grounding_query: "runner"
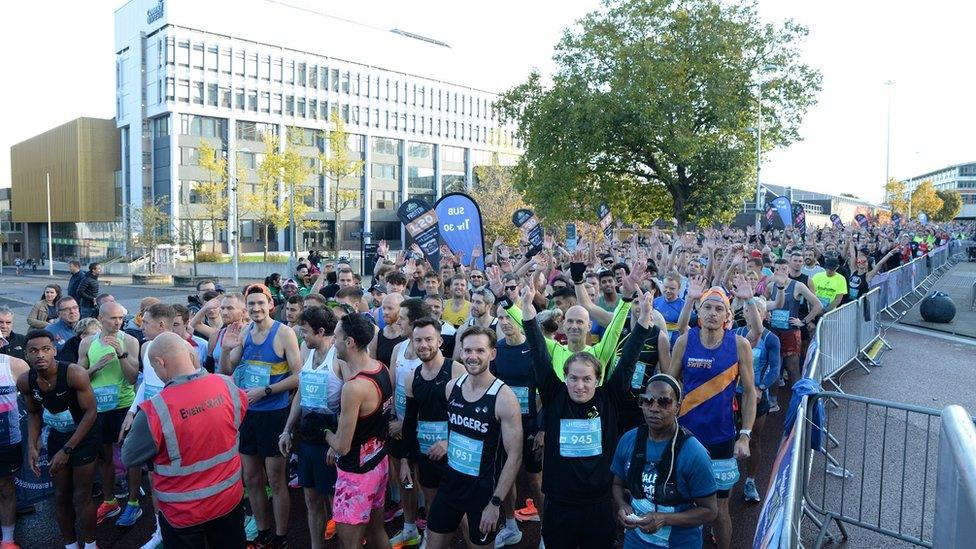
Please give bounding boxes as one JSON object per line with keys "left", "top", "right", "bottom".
{"left": 611, "top": 374, "right": 718, "bottom": 547}
{"left": 811, "top": 256, "right": 848, "bottom": 313}
{"left": 422, "top": 294, "right": 457, "bottom": 359}
{"left": 489, "top": 302, "right": 544, "bottom": 545}
{"left": 326, "top": 313, "right": 393, "bottom": 548}
{"left": 424, "top": 325, "right": 522, "bottom": 549}
{"left": 48, "top": 297, "right": 81, "bottom": 355}
{"left": 452, "top": 289, "right": 497, "bottom": 361}
{"left": 653, "top": 273, "right": 685, "bottom": 347}
{"left": 767, "top": 260, "right": 821, "bottom": 389}
{"left": 207, "top": 293, "right": 246, "bottom": 374}
{"left": 279, "top": 307, "right": 344, "bottom": 549}
{"left": 734, "top": 295, "right": 781, "bottom": 504}
{"left": 19, "top": 329, "right": 99, "bottom": 549}
{"left": 76, "top": 302, "right": 140, "bottom": 525}
{"left": 669, "top": 276, "right": 756, "bottom": 549}
{"left": 616, "top": 295, "right": 673, "bottom": 437}
{"left": 220, "top": 284, "right": 303, "bottom": 549}
{"left": 398, "top": 317, "right": 464, "bottom": 548}
{"left": 519, "top": 277, "right": 652, "bottom": 548}
{"left": 0, "top": 350, "right": 28, "bottom": 548}
{"left": 0, "top": 307, "right": 25, "bottom": 361}
{"left": 442, "top": 276, "right": 471, "bottom": 328}
{"left": 369, "top": 293, "right": 405, "bottom": 368}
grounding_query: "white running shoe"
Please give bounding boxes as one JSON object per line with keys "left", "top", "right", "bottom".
{"left": 494, "top": 525, "right": 523, "bottom": 548}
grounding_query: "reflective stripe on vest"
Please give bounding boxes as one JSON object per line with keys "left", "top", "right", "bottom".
{"left": 154, "top": 470, "right": 242, "bottom": 503}
{"left": 148, "top": 375, "right": 242, "bottom": 477}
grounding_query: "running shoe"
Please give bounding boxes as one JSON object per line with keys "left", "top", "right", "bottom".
{"left": 415, "top": 518, "right": 427, "bottom": 531}
{"left": 96, "top": 500, "right": 121, "bottom": 524}
{"left": 514, "top": 498, "right": 540, "bottom": 522}
{"left": 116, "top": 503, "right": 143, "bottom": 527}
{"left": 390, "top": 528, "right": 422, "bottom": 548}
{"left": 324, "top": 518, "right": 336, "bottom": 540}
{"left": 384, "top": 502, "right": 403, "bottom": 523}
{"left": 493, "top": 525, "right": 523, "bottom": 548}
{"left": 139, "top": 529, "right": 163, "bottom": 549}
{"left": 743, "top": 478, "right": 761, "bottom": 503}
{"left": 1, "top": 541, "right": 21, "bottom": 549}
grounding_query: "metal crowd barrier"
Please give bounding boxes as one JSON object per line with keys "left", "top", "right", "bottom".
{"left": 933, "top": 405, "right": 976, "bottom": 548}
{"left": 755, "top": 241, "right": 966, "bottom": 549}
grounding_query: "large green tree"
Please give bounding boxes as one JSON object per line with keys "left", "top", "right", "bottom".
{"left": 497, "top": 0, "right": 821, "bottom": 228}
{"left": 934, "top": 189, "right": 962, "bottom": 221}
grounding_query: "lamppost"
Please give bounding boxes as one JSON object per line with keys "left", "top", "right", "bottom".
{"left": 752, "top": 64, "right": 776, "bottom": 234}
{"left": 884, "top": 80, "right": 895, "bottom": 188}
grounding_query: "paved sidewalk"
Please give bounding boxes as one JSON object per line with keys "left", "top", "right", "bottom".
{"left": 900, "top": 261, "right": 976, "bottom": 339}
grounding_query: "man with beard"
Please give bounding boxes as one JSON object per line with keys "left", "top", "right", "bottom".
{"left": 766, "top": 260, "right": 821, "bottom": 389}
{"left": 596, "top": 270, "right": 619, "bottom": 312}
{"left": 397, "top": 318, "right": 464, "bottom": 548}
{"left": 424, "top": 325, "right": 522, "bottom": 549}
{"left": 452, "top": 289, "right": 497, "bottom": 361}
{"left": 368, "top": 293, "right": 405, "bottom": 369}
{"left": 207, "top": 293, "right": 246, "bottom": 374}
{"left": 423, "top": 294, "right": 457, "bottom": 359}
{"left": 442, "top": 276, "right": 471, "bottom": 328}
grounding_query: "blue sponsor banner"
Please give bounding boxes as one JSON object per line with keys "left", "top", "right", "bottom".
{"left": 397, "top": 198, "right": 441, "bottom": 269}
{"left": 597, "top": 202, "right": 613, "bottom": 240}
{"left": 829, "top": 213, "right": 843, "bottom": 229}
{"left": 512, "top": 209, "right": 544, "bottom": 258}
{"left": 771, "top": 197, "right": 793, "bottom": 228}
{"left": 854, "top": 213, "right": 868, "bottom": 228}
{"left": 435, "top": 193, "right": 485, "bottom": 270}
{"left": 791, "top": 203, "right": 806, "bottom": 235}
{"left": 566, "top": 223, "right": 578, "bottom": 251}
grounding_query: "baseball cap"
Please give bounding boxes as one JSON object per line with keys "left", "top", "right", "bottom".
{"left": 824, "top": 257, "right": 840, "bottom": 270}
{"left": 750, "top": 249, "right": 763, "bottom": 259}
{"left": 214, "top": 283, "right": 226, "bottom": 293}
{"left": 552, "top": 287, "right": 575, "bottom": 299}
{"left": 368, "top": 283, "right": 388, "bottom": 294}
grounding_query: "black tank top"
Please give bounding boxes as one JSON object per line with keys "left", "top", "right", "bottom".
{"left": 337, "top": 361, "right": 393, "bottom": 474}
{"left": 376, "top": 331, "right": 406, "bottom": 369}
{"left": 28, "top": 362, "right": 85, "bottom": 425}
{"left": 440, "top": 374, "right": 505, "bottom": 503}
{"left": 618, "top": 325, "right": 662, "bottom": 434}
{"left": 413, "top": 358, "right": 452, "bottom": 422}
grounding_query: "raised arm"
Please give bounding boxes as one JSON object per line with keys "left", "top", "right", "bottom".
{"left": 677, "top": 275, "right": 706, "bottom": 335}
{"left": 606, "top": 292, "right": 654, "bottom": 396}
{"left": 519, "top": 279, "right": 560, "bottom": 405}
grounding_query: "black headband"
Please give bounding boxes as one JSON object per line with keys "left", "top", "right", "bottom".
{"left": 647, "top": 373, "right": 682, "bottom": 401}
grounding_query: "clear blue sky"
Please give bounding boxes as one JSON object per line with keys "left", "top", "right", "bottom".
{"left": 2, "top": 0, "right": 974, "bottom": 203}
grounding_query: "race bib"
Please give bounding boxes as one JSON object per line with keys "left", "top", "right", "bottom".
{"left": 559, "top": 417, "right": 602, "bottom": 458}
{"left": 43, "top": 409, "right": 76, "bottom": 433}
{"left": 417, "top": 421, "right": 449, "bottom": 454}
{"left": 240, "top": 362, "right": 271, "bottom": 389}
{"left": 712, "top": 457, "right": 740, "bottom": 490}
{"left": 448, "top": 431, "right": 484, "bottom": 476}
{"left": 632, "top": 498, "right": 673, "bottom": 547}
{"left": 395, "top": 382, "right": 407, "bottom": 419}
{"left": 849, "top": 287, "right": 860, "bottom": 299}
{"left": 511, "top": 386, "right": 530, "bottom": 415}
{"left": 770, "top": 309, "right": 790, "bottom": 330}
{"left": 300, "top": 371, "right": 330, "bottom": 410}
{"left": 631, "top": 362, "right": 647, "bottom": 390}
{"left": 144, "top": 382, "right": 164, "bottom": 401}
{"left": 94, "top": 385, "right": 119, "bottom": 412}
{"left": 665, "top": 322, "right": 679, "bottom": 332}
{"left": 818, "top": 296, "right": 830, "bottom": 309}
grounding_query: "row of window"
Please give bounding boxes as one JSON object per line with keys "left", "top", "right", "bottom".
{"left": 160, "top": 36, "right": 496, "bottom": 120}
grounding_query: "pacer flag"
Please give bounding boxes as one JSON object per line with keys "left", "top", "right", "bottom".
{"left": 771, "top": 196, "right": 793, "bottom": 228}
{"left": 597, "top": 202, "right": 614, "bottom": 240}
{"left": 792, "top": 202, "right": 807, "bottom": 234}
{"left": 397, "top": 198, "right": 441, "bottom": 268}
{"left": 829, "top": 213, "right": 843, "bottom": 229}
{"left": 435, "top": 192, "right": 485, "bottom": 270}
{"left": 512, "top": 209, "right": 544, "bottom": 258}
{"left": 854, "top": 213, "right": 868, "bottom": 228}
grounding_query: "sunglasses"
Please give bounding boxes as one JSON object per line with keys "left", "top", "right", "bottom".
{"left": 470, "top": 275, "right": 484, "bottom": 279}
{"left": 505, "top": 285, "right": 518, "bottom": 292}
{"left": 639, "top": 396, "right": 675, "bottom": 408}
{"left": 603, "top": 259, "right": 614, "bottom": 264}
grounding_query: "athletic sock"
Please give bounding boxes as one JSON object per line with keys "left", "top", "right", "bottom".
{"left": 103, "top": 498, "right": 117, "bottom": 505}
{"left": 64, "top": 544, "right": 79, "bottom": 549}
{"left": 1, "top": 524, "right": 13, "bottom": 541}
{"left": 128, "top": 500, "right": 140, "bottom": 507}
{"left": 84, "top": 543, "right": 97, "bottom": 549}
{"left": 505, "top": 518, "right": 518, "bottom": 530}
{"left": 403, "top": 522, "right": 417, "bottom": 535}
{"left": 746, "top": 477, "right": 755, "bottom": 483}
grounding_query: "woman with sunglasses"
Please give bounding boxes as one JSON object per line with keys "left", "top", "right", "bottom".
{"left": 519, "top": 276, "right": 653, "bottom": 548}
{"left": 611, "top": 374, "right": 718, "bottom": 547}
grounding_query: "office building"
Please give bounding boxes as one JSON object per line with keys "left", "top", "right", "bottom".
{"left": 9, "top": 117, "right": 123, "bottom": 262}
{"left": 894, "top": 162, "right": 976, "bottom": 220}
{"left": 115, "top": 0, "right": 518, "bottom": 255}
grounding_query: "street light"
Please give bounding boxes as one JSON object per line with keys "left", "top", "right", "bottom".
{"left": 46, "top": 172, "right": 54, "bottom": 277}
{"left": 752, "top": 64, "right": 776, "bottom": 234}
{"left": 884, "top": 80, "right": 895, "bottom": 188}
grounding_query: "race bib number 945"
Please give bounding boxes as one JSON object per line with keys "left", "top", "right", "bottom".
{"left": 558, "top": 418, "right": 602, "bottom": 458}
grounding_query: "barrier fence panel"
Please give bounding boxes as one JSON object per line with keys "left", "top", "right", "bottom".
{"left": 933, "top": 405, "right": 976, "bottom": 548}
{"left": 802, "top": 392, "right": 942, "bottom": 548}
{"left": 855, "top": 288, "right": 882, "bottom": 360}
{"left": 815, "top": 301, "right": 862, "bottom": 385}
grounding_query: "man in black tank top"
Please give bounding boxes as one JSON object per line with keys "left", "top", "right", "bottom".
{"left": 18, "top": 330, "right": 100, "bottom": 548}
{"left": 326, "top": 314, "right": 393, "bottom": 548}
{"left": 616, "top": 297, "right": 673, "bottom": 436}
{"left": 369, "top": 293, "right": 405, "bottom": 368}
{"left": 425, "top": 326, "right": 523, "bottom": 549}
{"left": 399, "top": 318, "right": 464, "bottom": 546}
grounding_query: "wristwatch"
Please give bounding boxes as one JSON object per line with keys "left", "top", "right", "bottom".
{"left": 738, "top": 429, "right": 752, "bottom": 439}
{"left": 489, "top": 495, "right": 502, "bottom": 507}
{"left": 117, "top": 352, "right": 128, "bottom": 359}
{"left": 62, "top": 445, "right": 74, "bottom": 455}
{"left": 264, "top": 386, "right": 273, "bottom": 396}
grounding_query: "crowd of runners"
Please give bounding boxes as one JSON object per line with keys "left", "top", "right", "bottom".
{"left": 0, "top": 219, "right": 971, "bottom": 549}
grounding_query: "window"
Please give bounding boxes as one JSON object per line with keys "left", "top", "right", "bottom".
{"left": 238, "top": 152, "right": 257, "bottom": 170}
{"left": 310, "top": 99, "right": 318, "bottom": 119}
{"left": 207, "top": 83, "right": 218, "bottom": 106}
{"left": 372, "top": 137, "right": 397, "bottom": 156}
{"left": 331, "top": 69, "right": 339, "bottom": 91}
{"left": 297, "top": 63, "right": 306, "bottom": 86}
{"left": 237, "top": 121, "right": 278, "bottom": 141}
{"left": 273, "top": 58, "right": 282, "bottom": 82}
{"left": 409, "top": 143, "right": 432, "bottom": 159}
{"left": 235, "top": 88, "right": 245, "bottom": 109}
{"left": 181, "top": 147, "right": 199, "bottom": 166}
{"left": 247, "top": 54, "right": 258, "bottom": 78}
{"left": 351, "top": 73, "right": 360, "bottom": 95}
{"left": 373, "top": 190, "right": 398, "bottom": 210}
{"left": 297, "top": 98, "right": 306, "bottom": 118}
{"left": 177, "top": 79, "right": 190, "bottom": 102}
{"left": 442, "top": 146, "right": 464, "bottom": 163}
{"left": 206, "top": 46, "right": 218, "bottom": 71}
{"left": 341, "top": 104, "right": 349, "bottom": 123}
{"left": 220, "top": 86, "right": 231, "bottom": 108}
{"left": 260, "top": 56, "right": 270, "bottom": 80}
{"left": 152, "top": 116, "right": 170, "bottom": 137}
{"left": 191, "top": 44, "right": 204, "bottom": 69}
{"left": 248, "top": 90, "right": 258, "bottom": 112}
{"left": 234, "top": 51, "right": 245, "bottom": 76}
{"left": 373, "top": 108, "right": 380, "bottom": 128}
{"left": 347, "top": 134, "right": 364, "bottom": 153}
{"left": 289, "top": 127, "right": 316, "bottom": 146}
{"left": 321, "top": 66, "right": 329, "bottom": 89}
{"left": 192, "top": 82, "right": 204, "bottom": 104}
{"left": 372, "top": 163, "right": 398, "bottom": 180}
{"left": 371, "top": 221, "right": 401, "bottom": 241}
{"left": 285, "top": 95, "right": 294, "bottom": 116}
{"left": 321, "top": 101, "right": 329, "bottom": 120}
{"left": 341, "top": 72, "right": 350, "bottom": 94}
{"left": 177, "top": 40, "right": 190, "bottom": 66}
{"left": 309, "top": 65, "right": 318, "bottom": 88}
{"left": 165, "top": 77, "right": 175, "bottom": 101}
{"left": 220, "top": 49, "right": 231, "bottom": 74}
{"left": 166, "top": 37, "right": 175, "bottom": 65}
{"left": 261, "top": 91, "right": 271, "bottom": 113}
{"left": 285, "top": 60, "right": 295, "bottom": 85}
{"left": 180, "top": 114, "right": 227, "bottom": 138}
{"left": 241, "top": 220, "right": 255, "bottom": 242}
{"left": 273, "top": 93, "right": 283, "bottom": 115}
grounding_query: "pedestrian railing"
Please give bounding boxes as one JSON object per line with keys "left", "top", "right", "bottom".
{"left": 933, "top": 405, "right": 976, "bottom": 548}
{"left": 754, "top": 241, "right": 967, "bottom": 549}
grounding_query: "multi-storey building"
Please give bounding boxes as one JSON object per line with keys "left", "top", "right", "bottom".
{"left": 115, "top": 0, "right": 518, "bottom": 254}
{"left": 894, "top": 162, "right": 976, "bottom": 220}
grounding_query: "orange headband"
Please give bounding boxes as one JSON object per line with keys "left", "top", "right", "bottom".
{"left": 698, "top": 287, "right": 733, "bottom": 329}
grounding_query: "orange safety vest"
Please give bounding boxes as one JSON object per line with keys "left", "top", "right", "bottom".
{"left": 141, "top": 373, "right": 247, "bottom": 528}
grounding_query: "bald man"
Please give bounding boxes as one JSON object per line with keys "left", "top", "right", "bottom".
{"left": 122, "top": 332, "right": 248, "bottom": 547}
{"left": 77, "top": 302, "right": 140, "bottom": 524}
{"left": 369, "top": 293, "right": 405, "bottom": 369}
